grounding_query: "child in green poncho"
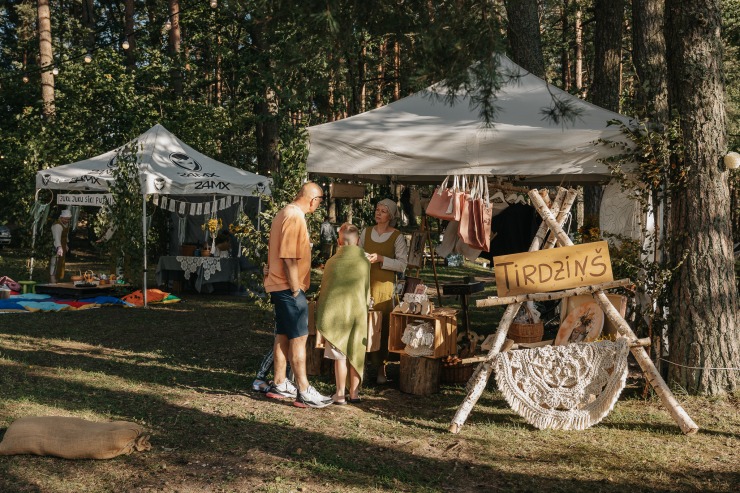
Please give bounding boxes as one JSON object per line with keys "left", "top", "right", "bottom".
{"left": 316, "top": 223, "right": 371, "bottom": 404}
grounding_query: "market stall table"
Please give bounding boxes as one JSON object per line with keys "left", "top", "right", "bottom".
{"left": 36, "top": 282, "right": 131, "bottom": 299}
{"left": 155, "top": 256, "right": 239, "bottom": 293}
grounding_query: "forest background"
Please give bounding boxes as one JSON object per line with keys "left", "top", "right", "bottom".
{"left": 0, "top": 0, "right": 737, "bottom": 396}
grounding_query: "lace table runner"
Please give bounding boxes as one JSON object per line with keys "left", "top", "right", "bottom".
{"left": 175, "top": 257, "right": 223, "bottom": 280}
{"left": 493, "top": 339, "right": 629, "bottom": 430}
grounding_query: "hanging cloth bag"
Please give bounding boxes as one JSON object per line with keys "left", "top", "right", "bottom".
{"left": 426, "top": 176, "right": 459, "bottom": 221}
{"left": 472, "top": 176, "right": 492, "bottom": 252}
{"left": 457, "top": 176, "right": 478, "bottom": 247}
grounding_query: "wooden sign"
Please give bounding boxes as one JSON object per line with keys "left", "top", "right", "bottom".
{"left": 493, "top": 241, "right": 613, "bottom": 296}
{"left": 330, "top": 183, "right": 365, "bottom": 199}
{"left": 57, "top": 194, "right": 112, "bottom": 207}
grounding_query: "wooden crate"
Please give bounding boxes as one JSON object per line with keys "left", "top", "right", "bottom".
{"left": 389, "top": 308, "right": 458, "bottom": 359}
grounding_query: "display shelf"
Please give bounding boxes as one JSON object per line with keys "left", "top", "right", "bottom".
{"left": 389, "top": 307, "right": 458, "bottom": 358}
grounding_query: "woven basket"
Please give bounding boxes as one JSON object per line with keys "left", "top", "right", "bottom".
{"left": 440, "top": 363, "right": 476, "bottom": 384}
{"left": 508, "top": 321, "right": 544, "bottom": 343}
{"left": 508, "top": 304, "right": 544, "bottom": 343}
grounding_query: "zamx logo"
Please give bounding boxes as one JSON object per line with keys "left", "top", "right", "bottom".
{"left": 154, "top": 177, "right": 166, "bottom": 191}
{"left": 41, "top": 173, "right": 51, "bottom": 186}
{"left": 169, "top": 152, "right": 202, "bottom": 171}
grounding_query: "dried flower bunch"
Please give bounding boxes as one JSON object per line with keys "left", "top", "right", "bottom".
{"left": 202, "top": 218, "right": 222, "bottom": 235}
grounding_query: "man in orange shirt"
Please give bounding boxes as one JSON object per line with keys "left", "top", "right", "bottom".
{"left": 264, "top": 182, "right": 332, "bottom": 408}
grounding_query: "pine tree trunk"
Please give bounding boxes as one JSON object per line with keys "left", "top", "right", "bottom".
{"left": 504, "top": 0, "right": 545, "bottom": 78}
{"left": 37, "top": 0, "right": 55, "bottom": 119}
{"left": 376, "top": 40, "right": 385, "bottom": 108}
{"left": 168, "top": 0, "right": 183, "bottom": 97}
{"left": 587, "top": 0, "right": 625, "bottom": 225}
{"left": 665, "top": 0, "right": 740, "bottom": 395}
{"left": 393, "top": 39, "right": 400, "bottom": 101}
{"left": 574, "top": 5, "right": 583, "bottom": 93}
{"left": 561, "top": 0, "right": 571, "bottom": 91}
{"left": 632, "top": 0, "right": 668, "bottom": 123}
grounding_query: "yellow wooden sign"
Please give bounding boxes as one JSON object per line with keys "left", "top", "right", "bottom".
{"left": 493, "top": 241, "right": 613, "bottom": 296}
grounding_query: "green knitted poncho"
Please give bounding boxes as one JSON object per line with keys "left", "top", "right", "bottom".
{"left": 316, "top": 245, "right": 371, "bottom": 380}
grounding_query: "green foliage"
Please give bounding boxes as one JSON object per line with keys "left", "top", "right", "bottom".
{"left": 107, "top": 141, "right": 144, "bottom": 286}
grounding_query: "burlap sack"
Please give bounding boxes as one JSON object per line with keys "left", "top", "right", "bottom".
{"left": 0, "top": 416, "right": 151, "bottom": 459}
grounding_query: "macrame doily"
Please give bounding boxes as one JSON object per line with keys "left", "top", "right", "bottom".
{"left": 401, "top": 321, "right": 435, "bottom": 357}
{"left": 493, "top": 339, "right": 629, "bottom": 430}
{"left": 175, "top": 256, "right": 222, "bottom": 280}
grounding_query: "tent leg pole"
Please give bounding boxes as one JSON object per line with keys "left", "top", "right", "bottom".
{"left": 143, "top": 192, "right": 148, "bottom": 308}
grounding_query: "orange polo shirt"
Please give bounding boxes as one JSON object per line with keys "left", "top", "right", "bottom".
{"left": 264, "top": 204, "right": 311, "bottom": 293}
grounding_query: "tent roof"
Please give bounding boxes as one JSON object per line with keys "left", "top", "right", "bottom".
{"left": 306, "top": 54, "right": 634, "bottom": 184}
{"left": 36, "top": 124, "right": 271, "bottom": 196}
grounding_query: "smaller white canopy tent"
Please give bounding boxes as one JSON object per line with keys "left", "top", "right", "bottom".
{"left": 37, "top": 124, "right": 271, "bottom": 196}
{"left": 35, "top": 124, "right": 271, "bottom": 306}
{"left": 307, "top": 54, "right": 634, "bottom": 184}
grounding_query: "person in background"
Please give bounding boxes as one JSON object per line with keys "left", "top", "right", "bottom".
{"left": 49, "top": 209, "right": 72, "bottom": 284}
{"left": 316, "top": 223, "right": 370, "bottom": 404}
{"left": 319, "top": 218, "right": 337, "bottom": 262}
{"left": 360, "top": 198, "right": 408, "bottom": 384}
{"left": 263, "top": 182, "right": 332, "bottom": 408}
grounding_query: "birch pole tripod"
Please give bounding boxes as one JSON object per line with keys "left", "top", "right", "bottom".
{"left": 449, "top": 187, "right": 699, "bottom": 435}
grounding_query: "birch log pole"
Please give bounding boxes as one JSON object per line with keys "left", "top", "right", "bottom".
{"left": 528, "top": 189, "right": 699, "bottom": 435}
{"left": 476, "top": 278, "right": 632, "bottom": 307}
{"left": 544, "top": 189, "right": 578, "bottom": 249}
{"left": 449, "top": 187, "right": 575, "bottom": 434}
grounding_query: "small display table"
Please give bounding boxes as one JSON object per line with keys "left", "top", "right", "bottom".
{"left": 441, "top": 280, "right": 485, "bottom": 337}
{"left": 35, "top": 282, "right": 129, "bottom": 299}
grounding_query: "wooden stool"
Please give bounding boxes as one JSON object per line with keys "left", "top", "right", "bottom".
{"left": 18, "top": 281, "right": 37, "bottom": 294}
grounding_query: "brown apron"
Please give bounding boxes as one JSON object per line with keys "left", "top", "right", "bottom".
{"left": 364, "top": 229, "right": 401, "bottom": 365}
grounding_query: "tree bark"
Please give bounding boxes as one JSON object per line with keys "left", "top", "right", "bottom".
{"left": 632, "top": 0, "right": 668, "bottom": 124}
{"left": 665, "top": 0, "right": 739, "bottom": 394}
{"left": 586, "top": 0, "right": 625, "bottom": 225}
{"left": 167, "top": 0, "right": 183, "bottom": 97}
{"left": 561, "top": 0, "right": 571, "bottom": 91}
{"left": 574, "top": 4, "right": 583, "bottom": 93}
{"left": 37, "top": 0, "right": 55, "bottom": 119}
{"left": 504, "top": 0, "right": 545, "bottom": 78}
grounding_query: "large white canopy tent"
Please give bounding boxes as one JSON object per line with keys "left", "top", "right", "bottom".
{"left": 306, "top": 54, "right": 635, "bottom": 184}
{"left": 35, "top": 124, "right": 271, "bottom": 305}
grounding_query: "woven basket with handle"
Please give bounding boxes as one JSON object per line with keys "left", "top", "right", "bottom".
{"left": 508, "top": 304, "right": 544, "bottom": 343}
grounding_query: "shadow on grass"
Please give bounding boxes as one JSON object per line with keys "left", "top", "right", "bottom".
{"left": 1, "top": 364, "right": 732, "bottom": 493}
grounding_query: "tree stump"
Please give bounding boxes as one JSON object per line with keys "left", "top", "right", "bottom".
{"left": 305, "top": 335, "right": 325, "bottom": 376}
{"left": 400, "top": 354, "right": 440, "bottom": 395}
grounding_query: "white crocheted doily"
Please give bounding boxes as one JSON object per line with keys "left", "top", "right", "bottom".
{"left": 175, "top": 256, "right": 222, "bottom": 280}
{"left": 493, "top": 339, "right": 629, "bottom": 430}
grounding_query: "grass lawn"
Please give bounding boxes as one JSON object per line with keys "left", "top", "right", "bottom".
{"left": 0, "top": 246, "right": 738, "bottom": 493}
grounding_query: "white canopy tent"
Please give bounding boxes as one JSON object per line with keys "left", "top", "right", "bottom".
{"left": 307, "top": 54, "right": 634, "bottom": 184}
{"left": 35, "top": 124, "right": 271, "bottom": 306}
{"left": 37, "top": 124, "right": 271, "bottom": 196}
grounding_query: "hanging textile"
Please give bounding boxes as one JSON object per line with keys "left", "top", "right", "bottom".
{"left": 70, "top": 206, "right": 81, "bottom": 232}
{"left": 178, "top": 214, "right": 187, "bottom": 246}
{"left": 493, "top": 339, "right": 629, "bottom": 430}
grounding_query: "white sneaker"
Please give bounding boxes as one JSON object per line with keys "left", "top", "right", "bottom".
{"left": 294, "top": 385, "right": 333, "bottom": 409}
{"left": 266, "top": 380, "right": 298, "bottom": 399}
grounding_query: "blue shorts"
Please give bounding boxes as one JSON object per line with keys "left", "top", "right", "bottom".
{"left": 271, "top": 289, "right": 309, "bottom": 339}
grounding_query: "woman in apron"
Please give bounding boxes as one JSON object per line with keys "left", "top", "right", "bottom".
{"left": 360, "top": 198, "right": 408, "bottom": 384}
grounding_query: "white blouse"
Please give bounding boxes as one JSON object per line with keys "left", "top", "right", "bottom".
{"left": 360, "top": 227, "right": 408, "bottom": 274}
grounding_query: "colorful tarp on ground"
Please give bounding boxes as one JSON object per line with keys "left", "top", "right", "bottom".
{"left": 0, "top": 291, "right": 180, "bottom": 313}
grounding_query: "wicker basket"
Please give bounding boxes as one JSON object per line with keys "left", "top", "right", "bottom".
{"left": 440, "top": 363, "right": 477, "bottom": 384}
{"left": 508, "top": 321, "right": 544, "bottom": 343}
